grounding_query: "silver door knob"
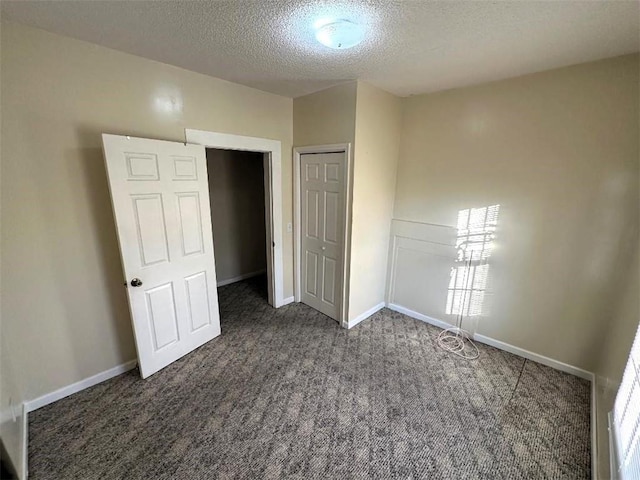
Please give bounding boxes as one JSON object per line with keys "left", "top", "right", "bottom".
{"left": 130, "top": 278, "right": 143, "bottom": 287}
{"left": 322, "top": 246, "right": 326, "bottom": 251}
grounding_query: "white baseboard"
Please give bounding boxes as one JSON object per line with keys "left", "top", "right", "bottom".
{"left": 387, "top": 302, "right": 593, "bottom": 380}
{"left": 387, "top": 302, "right": 597, "bottom": 471}
{"left": 591, "top": 375, "right": 598, "bottom": 480}
{"left": 24, "top": 360, "right": 137, "bottom": 413}
{"left": 349, "top": 302, "right": 386, "bottom": 329}
{"left": 280, "top": 296, "right": 295, "bottom": 306}
{"left": 473, "top": 334, "right": 592, "bottom": 380}
{"left": 21, "top": 404, "right": 28, "bottom": 480}
{"left": 386, "top": 303, "right": 453, "bottom": 330}
{"left": 216, "top": 269, "right": 266, "bottom": 287}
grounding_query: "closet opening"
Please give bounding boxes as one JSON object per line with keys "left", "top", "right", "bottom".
{"left": 206, "top": 148, "right": 268, "bottom": 302}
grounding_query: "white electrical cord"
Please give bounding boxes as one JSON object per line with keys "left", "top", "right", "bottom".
{"left": 437, "top": 247, "right": 480, "bottom": 360}
{"left": 437, "top": 326, "right": 480, "bottom": 360}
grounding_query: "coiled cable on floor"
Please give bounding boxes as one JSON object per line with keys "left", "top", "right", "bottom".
{"left": 437, "top": 248, "right": 480, "bottom": 360}
{"left": 437, "top": 326, "right": 480, "bottom": 360}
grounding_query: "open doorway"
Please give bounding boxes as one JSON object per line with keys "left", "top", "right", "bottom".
{"left": 185, "top": 128, "right": 286, "bottom": 309}
{"left": 206, "top": 148, "right": 268, "bottom": 301}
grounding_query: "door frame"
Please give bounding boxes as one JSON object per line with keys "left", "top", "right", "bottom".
{"left": 293, "top": 144, "right": 353, "bottom": 328}
{"left": 185, "top": 128, "right": 285, "bottom": 308}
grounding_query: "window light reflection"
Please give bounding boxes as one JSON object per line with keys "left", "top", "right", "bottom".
{"left": 445, "top": 204, "right": 500, "bottom": 317}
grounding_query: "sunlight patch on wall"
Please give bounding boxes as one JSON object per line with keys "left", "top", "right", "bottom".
{"left": 446, "top": 204, "right": 500, "bottom": 317}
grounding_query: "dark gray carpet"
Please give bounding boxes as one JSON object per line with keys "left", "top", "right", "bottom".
{"left": 29, "top": 277, "right": 591, "bottom": 479}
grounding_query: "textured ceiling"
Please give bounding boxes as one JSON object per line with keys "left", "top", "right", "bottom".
{"left": 2, "top": 1, "right": 638, "bottom": 98}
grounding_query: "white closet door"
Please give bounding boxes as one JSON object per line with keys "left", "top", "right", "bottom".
{"left": 300, "top": 152, "right": 345, "bottom": 321}
{"left": 102, "top": 134, "right": 220, "bottom": 378}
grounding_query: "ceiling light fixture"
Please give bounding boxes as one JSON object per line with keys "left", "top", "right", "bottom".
{"left": 314, "top": 19, "right": 365, "bottom": 50}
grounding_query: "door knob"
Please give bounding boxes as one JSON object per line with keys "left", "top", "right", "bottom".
{"left": 130, "top": 278, "right": 143, "bottom": 287}
{"left": 322, "top": 246, "right": 326, "bottom": 251}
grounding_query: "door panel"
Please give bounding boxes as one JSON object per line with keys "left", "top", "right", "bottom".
{"left": 300, "top": 152, "right": 346, "bottom": 321}
{"left": 324, "top": 191, "right": 339, "bottom": 244}
{"left": 185, "top": 271, "right": 211, "bottom": 331}
{"left": 306, "top": 251, "right": 319, "bottom": 297}
{"left": 172, "top": 155, "right": 198, "bottom": 180}
{"left": 126, "top": 153, "right": 159, "bottom": 180}
{"left": 103, "top": 134, "right": 221, "bottom": 378}
{"left": 176, "top": 192, "right": 204, "bottom": 256}
{"left": 306, "top": 163, "right": 320, "bottom": 181}
{"left": 322, "top": 256, "right": 337, "bottom": 305}
{"left": 306, "top": 190, "right": 320, "bottom": 239}
{"left": 145, "top": 283, "right": 180, "bottom": 351}
{"left": 132, "top": 194, "right": 170, "bottom": 266}
{"left": 325, "top": 163, "right": 340, "bottom": 183}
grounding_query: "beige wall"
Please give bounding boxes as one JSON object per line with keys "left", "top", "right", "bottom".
{"left": 392, "top": 54, "right": 639, "bottom": 371}
{"left": 293, "top": 82, "right": 357, "bottom": 148}
{"left": 293, "top": 81, "right": 402, "bottom": 324}
{"left": 349, "top": 82, "right": 402, "bottom": 322}
{"left": 293, "top": 82, "right": 357, "bottom": 322}
{"left": 207, "top": 149, "right": 267, "bottom": 283}
{"left": 2, "top": 18, "right": 638, "bottom": 477}
{"left": 0, "top": 19, "right": 293, "bottom": 435}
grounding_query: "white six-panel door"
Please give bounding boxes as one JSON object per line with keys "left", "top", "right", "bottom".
{"left": 102, "top": 134, "right": 221, "bottom": 378}
{"left": 300, "top": 152, "right": 345, "bottom": 321}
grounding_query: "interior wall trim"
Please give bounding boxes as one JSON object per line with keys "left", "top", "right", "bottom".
{"left": 473, "top": 334, "right": 593, "bottom": 380}
{"left": 1, "top": 403, "right": 29, "bottom": 479}
{"left": 385, "top": 220, "right": 457, "bottom": 306}
{"left": 19, "top": 303, "right": 598, "bottom": 478}
{"left": 386, "top": 303, "right": 452, "bottom": 331}
{"left": 349, "top": 302, "right": 385, "bottom": 329}
{"left": 608, "top": 411, "right": 619, "bottom": 480}
{"left": 591, "top": 378, "right": 598, "bottom": 480}
{"left": 185, "top": 128, "right": 285, "bottom": 308}
{"left": 21, "top": 405, "right": 27, "bottom": 480}
{"left": 24, "top": 360, "right": 138, "bottom": 413}
{"left": 386, "top": 302, "right": 593, "bottom": 380}
{"left": 281, "top": 296, "right": 295, "bottom": 306}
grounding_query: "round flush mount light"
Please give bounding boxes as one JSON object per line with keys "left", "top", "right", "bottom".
{"left": 314, "top": 19, "right": 365, "bottom": 50}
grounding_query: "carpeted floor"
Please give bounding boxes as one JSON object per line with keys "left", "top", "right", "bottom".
{"left": 29, "top": 276, "right": 591, "bottom": 479}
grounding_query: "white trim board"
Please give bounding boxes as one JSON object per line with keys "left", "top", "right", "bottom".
{"left": 293, "top": 144, "right": 353, "bottom": 328}
{"left": 216, "top": 269, "right": 266, "bottom": 287}
{"left": 24, "top": 360, "right": 138, "bottom": 413}
{"left": 0, "top": 403, "right": 28, "bottom": 479}
{"left": 386, "top": 303, "right": 452, "bottom": 331}
{"left": 281, "top": 296, "right": 295, "bottom": 306}
{"left": 386, "top": 303, "right": 593, "bottom": 381}
{"left": 21, "top": 404, "right": 27, "bottom": 480}
{"left": 608, "top": 411, "right": 619, "bottom": 480}
{"left": 349, "top": 302, "right": 385, "bottom": 329}
{"left": 591, "top": 377, "right": 598, "bottom": 480}
{"left": 473, "top": 334, "right": 592, "bottom": 380}
{"left": 387, "top": 301, "right": 597, "bottom": 472}
{"left": 185, "top": 128, "right": 285, "bottom": 308}
{"left": 385, "top": 221, "right": 457, "bottom": 306}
